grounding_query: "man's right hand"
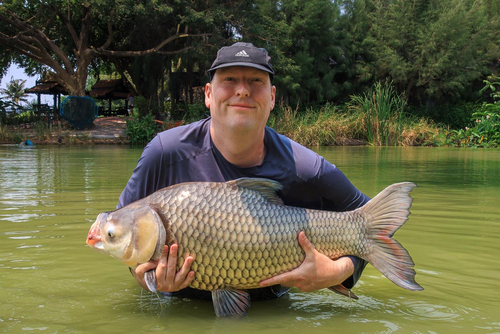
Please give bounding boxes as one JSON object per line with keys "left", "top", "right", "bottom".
{"left": 132, "top": 244, "right": 195, "bottom": 292}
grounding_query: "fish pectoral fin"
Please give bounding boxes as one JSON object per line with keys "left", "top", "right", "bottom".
{"left": 211, "top": 288, "right": 251, "bottom": 317}
{"left": 144, "top": 269, "right": 157, "bottom": 293}
{"left": 328, "top": 284, "right": 358, "bottom": 300}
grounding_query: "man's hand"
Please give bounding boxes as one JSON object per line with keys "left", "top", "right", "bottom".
{"left": 259, "top": 231, "right": 354, "bottom": 292}
{"left": 132, "top": 244, "right": 195, "bottom": 292}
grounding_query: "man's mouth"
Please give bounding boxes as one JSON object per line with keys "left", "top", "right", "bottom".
{"left": 229, "top": 104, "right": 254, "bottom": 110}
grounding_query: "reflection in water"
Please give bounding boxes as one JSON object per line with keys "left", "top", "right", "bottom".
{"left": 0, "top": 145, "right": 499, "bottom": 333}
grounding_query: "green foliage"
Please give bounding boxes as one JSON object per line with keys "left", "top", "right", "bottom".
{"left": 348, "top": 81, "right": 406, "bottom": 145}
{"left": 182, "top": 103, "right": 208, "bottom": 123}
{"left": 447, "top": 76, "right": 500, "bottom": 147}
{"left": 132, "top": 96, "right": 154, "bottom": 117}
{"left": 446, "top": 106, "right": 500, "bottom": 147}
{"left": 366, "top": 0, "right": 500, "bottom": 103}
{"left": 12, "top": 110, "right": 36, "bottom": 125}
{"left": 409, "top": 101, "right": 479, "bottom": 129}
{"left": 0, "top": 107, "right": 37, "bottom": 126}
{"left": 0, "top": 100, "right": 7, "bottom": 125}
{"left": 480, "top": 75, "right": 500, "bottom": 102}
{"left": 270, "top": 0, "right": 342, "bottom": 105}
{"left": 125, "top": 113, "right": 157, "bottom": 145}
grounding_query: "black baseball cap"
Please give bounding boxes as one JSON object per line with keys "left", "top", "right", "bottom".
{"left": 208, "top": 42, "right": 274, "bottom": 80}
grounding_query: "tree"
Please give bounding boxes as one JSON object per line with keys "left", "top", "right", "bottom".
{"left": 0, "top": 76, "right": 28, "bottom": 106}
{"left": 366, "top": 0, "right": 500, "bottom": 104}
{"left": 277, "top": 0, "right": 343, "bottom": 105}
{"left": 0, "top": 0, "right": 212, "bottom": 97}
{"left": 333, "top": 0, "right": 377, "bottom": 98}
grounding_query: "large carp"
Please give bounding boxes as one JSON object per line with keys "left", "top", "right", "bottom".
{"left": 86, "top": 178, "right": 422, "bottom": 316}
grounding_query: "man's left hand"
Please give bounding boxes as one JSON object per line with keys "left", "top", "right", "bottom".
{"left": 259, "top": 231, "right": 354, "bottom": 292}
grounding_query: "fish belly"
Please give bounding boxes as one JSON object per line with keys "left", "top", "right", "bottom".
{"left": 150, "top": 182, "right": 368, "bottom": 291}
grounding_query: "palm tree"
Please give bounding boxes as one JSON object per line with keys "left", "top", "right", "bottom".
{"left": 1, "top": 76, "right": 28, "bottom": 106}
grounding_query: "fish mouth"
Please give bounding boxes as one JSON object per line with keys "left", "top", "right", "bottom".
{"left": 86, "top": 221, "right": 104, "bottom": 251}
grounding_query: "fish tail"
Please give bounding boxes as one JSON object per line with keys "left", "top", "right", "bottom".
{"left": 360, "top": 182, "right": 423, "bottom": 291}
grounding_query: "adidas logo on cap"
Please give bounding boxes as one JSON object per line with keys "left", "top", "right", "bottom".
{"left": 235, "top": 50, "right": 249, "bottom": 57}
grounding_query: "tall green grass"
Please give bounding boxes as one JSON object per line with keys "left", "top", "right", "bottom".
{"left": 268, "top": 103, "right": 363, "bottom": 146}
{"left": 348, "top": 81, "right": 406, "bottom": 146}
{"left": 269, "top": 83, "right": 441, "bottom": 147}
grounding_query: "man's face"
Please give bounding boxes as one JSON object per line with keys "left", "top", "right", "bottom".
{"left": 205, "top": 66, "right": 276, "bottom": 132}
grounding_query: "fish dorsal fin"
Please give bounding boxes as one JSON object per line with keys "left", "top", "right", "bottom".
{"left": 211, "top": 288, "right": 251, "bottom": 317}
{"left": 228, "top": 178, "right": 284, "bottom": 205}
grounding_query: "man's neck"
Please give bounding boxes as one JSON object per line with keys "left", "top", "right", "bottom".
{"left": 210, "top": 124, "right": 266, "bottom": 168}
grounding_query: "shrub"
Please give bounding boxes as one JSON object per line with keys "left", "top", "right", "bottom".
{"left": 125, "top": 113, "right": 157, "bottom": 145}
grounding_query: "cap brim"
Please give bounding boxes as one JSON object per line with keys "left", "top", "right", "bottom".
{"left": 208, "top": 62, "right": 274, "bottom": 75}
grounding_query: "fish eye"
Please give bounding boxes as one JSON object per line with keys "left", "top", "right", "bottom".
{"left": 107, "top": 230, "right": 114, "bottom": 238}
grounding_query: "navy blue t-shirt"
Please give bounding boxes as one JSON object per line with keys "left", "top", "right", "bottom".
{"left": 118, "top": 117, "right": 369, "bottom": 299}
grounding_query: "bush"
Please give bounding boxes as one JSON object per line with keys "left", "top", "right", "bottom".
{"left": 445, "top": 76, "right": 500, "bottom": 147}
{"left": 446, "top": 104, "right": 500, "bottom": 148}
{"left": 183, "top": 103, "right": 208, "bottom": 123}
{"left": 125, "top": 113, "right": 157, "bottom": 145}
{"left": 409, "top": 101, "right": 479, "bottom": 129}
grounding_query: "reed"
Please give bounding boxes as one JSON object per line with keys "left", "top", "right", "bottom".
{"left": 269, "top": 103, "right": 363, "bottom": 146}
{"left": 348, "top": 81, "right": 406, "bottom": 146}
{"left": 269, "top": 96, "right": 441, "bottom": 147}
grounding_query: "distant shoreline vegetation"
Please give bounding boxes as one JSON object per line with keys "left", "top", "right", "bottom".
{"left": 1, "top": 81, "right": 499, "bottom": 148}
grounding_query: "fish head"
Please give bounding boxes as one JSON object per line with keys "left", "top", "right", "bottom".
{"left": 86, "top": 204, "right": 167, "bottom": 268}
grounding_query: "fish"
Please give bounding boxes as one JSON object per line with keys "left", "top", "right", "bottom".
{"left": 86, "top": 178, "right": 422, "bottom": 317}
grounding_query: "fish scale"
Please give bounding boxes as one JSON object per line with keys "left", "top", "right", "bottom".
{"left": 87, "top": 177, "right": 423, "bottom": 317}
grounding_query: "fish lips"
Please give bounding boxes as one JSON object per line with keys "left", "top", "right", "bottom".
{"left": 86, "top": 215, "right": 106, "bottom": 252}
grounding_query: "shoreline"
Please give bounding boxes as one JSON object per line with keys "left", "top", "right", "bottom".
{"left": 0, "top": 116, "right": 130, "bottom": 145}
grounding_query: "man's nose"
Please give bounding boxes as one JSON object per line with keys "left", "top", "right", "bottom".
{"left": 235, "top": 81, "right": 250, "bottom": 97}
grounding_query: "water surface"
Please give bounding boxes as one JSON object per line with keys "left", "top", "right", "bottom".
{"left": 1, "top": 145, "right": 499, "bottom": 333}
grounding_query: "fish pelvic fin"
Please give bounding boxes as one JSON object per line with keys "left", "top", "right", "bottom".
{"left": 144, "top": 269, "right": 157, "bottom": 293}
{"left": 361, "top": 182, "right": 424, "bottom": 291}
{"left": 328, "top": 284, "right": 359, "bottom": 300}
{"left": 211, "top": 288, "right": 251, "bottom": 317}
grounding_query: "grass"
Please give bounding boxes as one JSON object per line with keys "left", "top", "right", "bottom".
{"left": 269, "top": 101, "right": 441, "bottom": 147}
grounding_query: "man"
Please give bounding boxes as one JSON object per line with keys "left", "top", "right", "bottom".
{"left": 117, "top": 42, "right": 369, "bottom": 300}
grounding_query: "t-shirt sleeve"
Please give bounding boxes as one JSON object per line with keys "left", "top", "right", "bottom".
{"left": 117, "top": 135, "right": 165, "bottom": 209}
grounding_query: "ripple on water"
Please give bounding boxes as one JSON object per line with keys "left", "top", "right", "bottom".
{"left": 399, "top": 300, "right": 471, "bottom": 322}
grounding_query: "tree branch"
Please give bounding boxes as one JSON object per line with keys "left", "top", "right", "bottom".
{"left": 94, "top": 33, "right": 210, "bottom": 57}
{"left": 157, "top": 46, "right": 195, "bottom": 55}
{"left": 0, "top": 10, "right": 75, "bottom": 74}
{"left": 100, "top": 9, "right": 115, "bottom": 50}
{"left": 0, "top": 33, "right": 44, "bottom": 63}
{"left": 51, "top": 4, "right": 79, "bottom": 49}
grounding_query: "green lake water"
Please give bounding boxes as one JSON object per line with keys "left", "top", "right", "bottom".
{"left": 0, "top": 145, "right": 499, "bottom": 333}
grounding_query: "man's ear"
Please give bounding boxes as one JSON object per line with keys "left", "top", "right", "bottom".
{"left": 270, "top": 85, "right": 276, "bottom": 111}
{"left": 205, "top": 83, "right": 211, "bottom": 109}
